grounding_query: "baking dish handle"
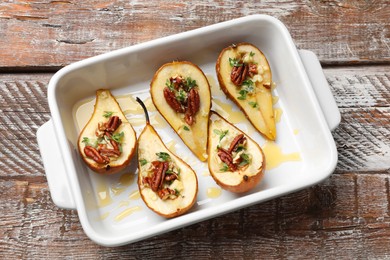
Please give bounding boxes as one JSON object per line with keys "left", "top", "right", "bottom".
{"left": 37, "top": 119, "right": 76, "bottom": 210}
{"left": 298, "top": 50, "right": 341, "bottom": 131}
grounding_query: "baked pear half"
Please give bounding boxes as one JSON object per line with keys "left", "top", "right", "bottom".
{"left": 136, "top": 98, "right": 198, "bottom": 218}
{"left": 208, "top": 111, "right": 265, "bottom": 193}
{"left": 77, "top": 89, "right": 137, "bottom": 174}
{"left": 150, "top": 61, "right": 211, "bottom": 161}
{"left": 216, "top": 43, "right": 276, "bottom": 140}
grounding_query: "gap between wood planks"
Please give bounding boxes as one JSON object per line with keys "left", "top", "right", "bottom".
{"left": 0, "top": 62, "right": 389, "bottom": 74}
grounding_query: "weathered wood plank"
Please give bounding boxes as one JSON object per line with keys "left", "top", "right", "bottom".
{"left": 334, "top": 107, "right": 390, "bottom": 173}
{"left": 0, "top": 74, "right": 51, "bottom": 177}
{"left": 325, "top": 66, "right": 390, "bottom": 108}
{"left": 0, "top": 0, "right": 388, "bottom": 69}
{"left": 325, "top": 66, "right": 390, "bottom": 173}
{"left": 1, "top": 174, "right": 390, "bottom": 258}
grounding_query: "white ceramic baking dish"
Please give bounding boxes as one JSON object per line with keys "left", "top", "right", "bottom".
{"left": 37, "top": 14, "right": 340, "bottom": 246}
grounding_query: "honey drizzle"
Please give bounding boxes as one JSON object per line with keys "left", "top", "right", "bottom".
{"left": 96, "top": 179, "right": 112, "bottom": 207}
{"left": 99, "top": 212, "right": 110, "bottom": 220}
{"left": 110, "top": 172, "right": 135, "bottom": 196}
{"left": 207, "top": 187, "right": 222, "bottom": 199}
{"left": 206, "top": 75, "right": 224, "bottom": 96}
{"left": 95, "top": 171, "right": 136, "bottom": 209}
{"left": 262, "top": 141, "right": 301, "bottom": 170}
{"left": 129, "top": 190, "right": 140, "bottom": 200}
{"left": 114, "top": 206, "right": 142, "bottom": 222}
{"left": 213, "top": 99, "right": 247, "bottom": 124}
{"left": 274, "top": 108, "right": 283, "bottom": 123}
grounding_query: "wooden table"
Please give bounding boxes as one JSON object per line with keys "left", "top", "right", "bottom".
{"left": 1, "top": 1, "right": 389, "bottom": 258}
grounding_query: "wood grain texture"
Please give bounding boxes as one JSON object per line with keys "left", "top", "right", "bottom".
{"left": 0, "top": 0, "right": 389, "bottom": 70}
{"left": 324, "top": 66, "right": 390, "bottom": 173}
{"left": 0, "top": 66, "right": 389, "bottom": 258}
{"left": 1, "top": 174, "right": 390, "bottom": 259}
{"left": 0, "top": 74, "right": 51, "bottom": 177}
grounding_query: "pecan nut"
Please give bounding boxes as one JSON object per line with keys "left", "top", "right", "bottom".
{"left": 231, "top": 64, "right": 249, "bottom": 86}
{"left": 184, "top": 113, "right": 193, "bottom": 125}
{"left": 263, "top": 83, "right": 271, "bottom": 89}
{"left": 165, "top": 173, "right": 178, "bottom": 181}
{"left": 217, "top": 147, "right": 237, "bottom": 171}
{"left": 158, "top": 188, "right": 177, "bottom": 200}
{"left": 84, "top": 146, "right": 109, "bottom": 164}
{"left": 99, "top": 148, "right": 121, "bottom": 157}
{"left": 105, "top": 116, "right": 122, "bottom": 133}
{"left": 92, "top": 132, "right": 121, "bottom": 158}
{"left": 151, "top": 161, "right": 163, "bottom": 192}
{"left": 164, "top": 87, "right": 185, "bottom": 113}
{"left": 248, "top": 63, "right": 258, "bottom": 77}
{"left": 87, "top": 115, "right": 123, "bottom": 165}
{"left": 170, "top": 76, "right": 184, "bottom": 89}
{"left": 184, "top": 88, "right": 200, "bottom": 125}
{"left": 189, "top": 88, "right": 200, "bottom": 115}
{"left": 217, "top": 134, "right": 249, "bottom": 172}
{"left": 228, "top": 134, "right": 246, "bottom": 153}
{"left": 105, "top": 132, "right": 120, "bottom": 152}
{"left": 150, "top": 161, "right": 169, "bottom": 192}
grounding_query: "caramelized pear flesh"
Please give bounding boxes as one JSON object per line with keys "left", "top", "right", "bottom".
{"left": 77, "top": 89, "right": 137, "bottom": 174}
{"left": 216, "top": 43, "right": 276, "bottom": 140}
{"left": 207, "top": 111, "right": 265, "bottom": 193}
{"left": 150, "top": 61, "right": 211, "bottom": 161}
{"left": 136, "top": 98, "right": 198, "bottom": 218}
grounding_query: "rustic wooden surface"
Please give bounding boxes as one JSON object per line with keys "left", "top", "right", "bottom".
{"left": 0, "top": 0, "right": 389, "bottom": 259}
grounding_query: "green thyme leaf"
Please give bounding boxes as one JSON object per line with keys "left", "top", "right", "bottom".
{"left": 82, "top": 137, "right": 97, "bottom": 148}
{"left": 229, "top": 57, "right": 243, "bottom": 67}
{"left": 242, "top": 79, "right": 254, "bottom": 89}
{"left": 239, "top": 153, "right": 251, "bottom": 167}
{"left": 213, "top": 129, "right": 229, "bottom": 141}
{"left": 139, "top": 159, "right": 148, "bottom": 166}
{"left": 237, "top": 89, "right": 248, "bottom": 100}
{"left": 103, "top": 111, "right": 113, "bottom": 118}
{"left": 111, "top": 131, "right": 124, "bottom": 143}
{"left": 249, "top": 101, "right": 258, "bottom": 108}
{"left": 237, "top": 81, "right": 254, "bottom": 100}
{"left": 186, "top": 77, "right": 197, "bottom": 89}
{"left": 220, "top": 163, "right": 229, "bottom": 172}
{"left": 249, "top": 51, "right": 255, "bottom": 57}
{"left": 176, "top": 89, "right": 187, "bottom": 103}
{"left": 235, "top": 145, "right": 246, "bottom": 153}
{"left": 174, "top": 188, "right": 180, "bottom": 196}
{"left": 156, "top": 152, "right": 171, "bottom": 162}
{"left": 97, "top": 136, "right": 104, "bottom": 144}
{"left": 166, "top": 79, "right": 174, "bottom": 91}
{"left": 183, "top": 125, "right": 190, "bottom": 131}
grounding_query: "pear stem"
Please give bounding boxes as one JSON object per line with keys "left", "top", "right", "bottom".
{"left": 136, "top": 97, "right": 150, "bottom": 124}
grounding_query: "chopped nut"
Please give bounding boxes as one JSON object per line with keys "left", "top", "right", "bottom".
{"left": 164, "top": 87, "right": 185, "bottom": 113}
{"left": 231, "top": 63, "right": 249, "bottom": 86}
